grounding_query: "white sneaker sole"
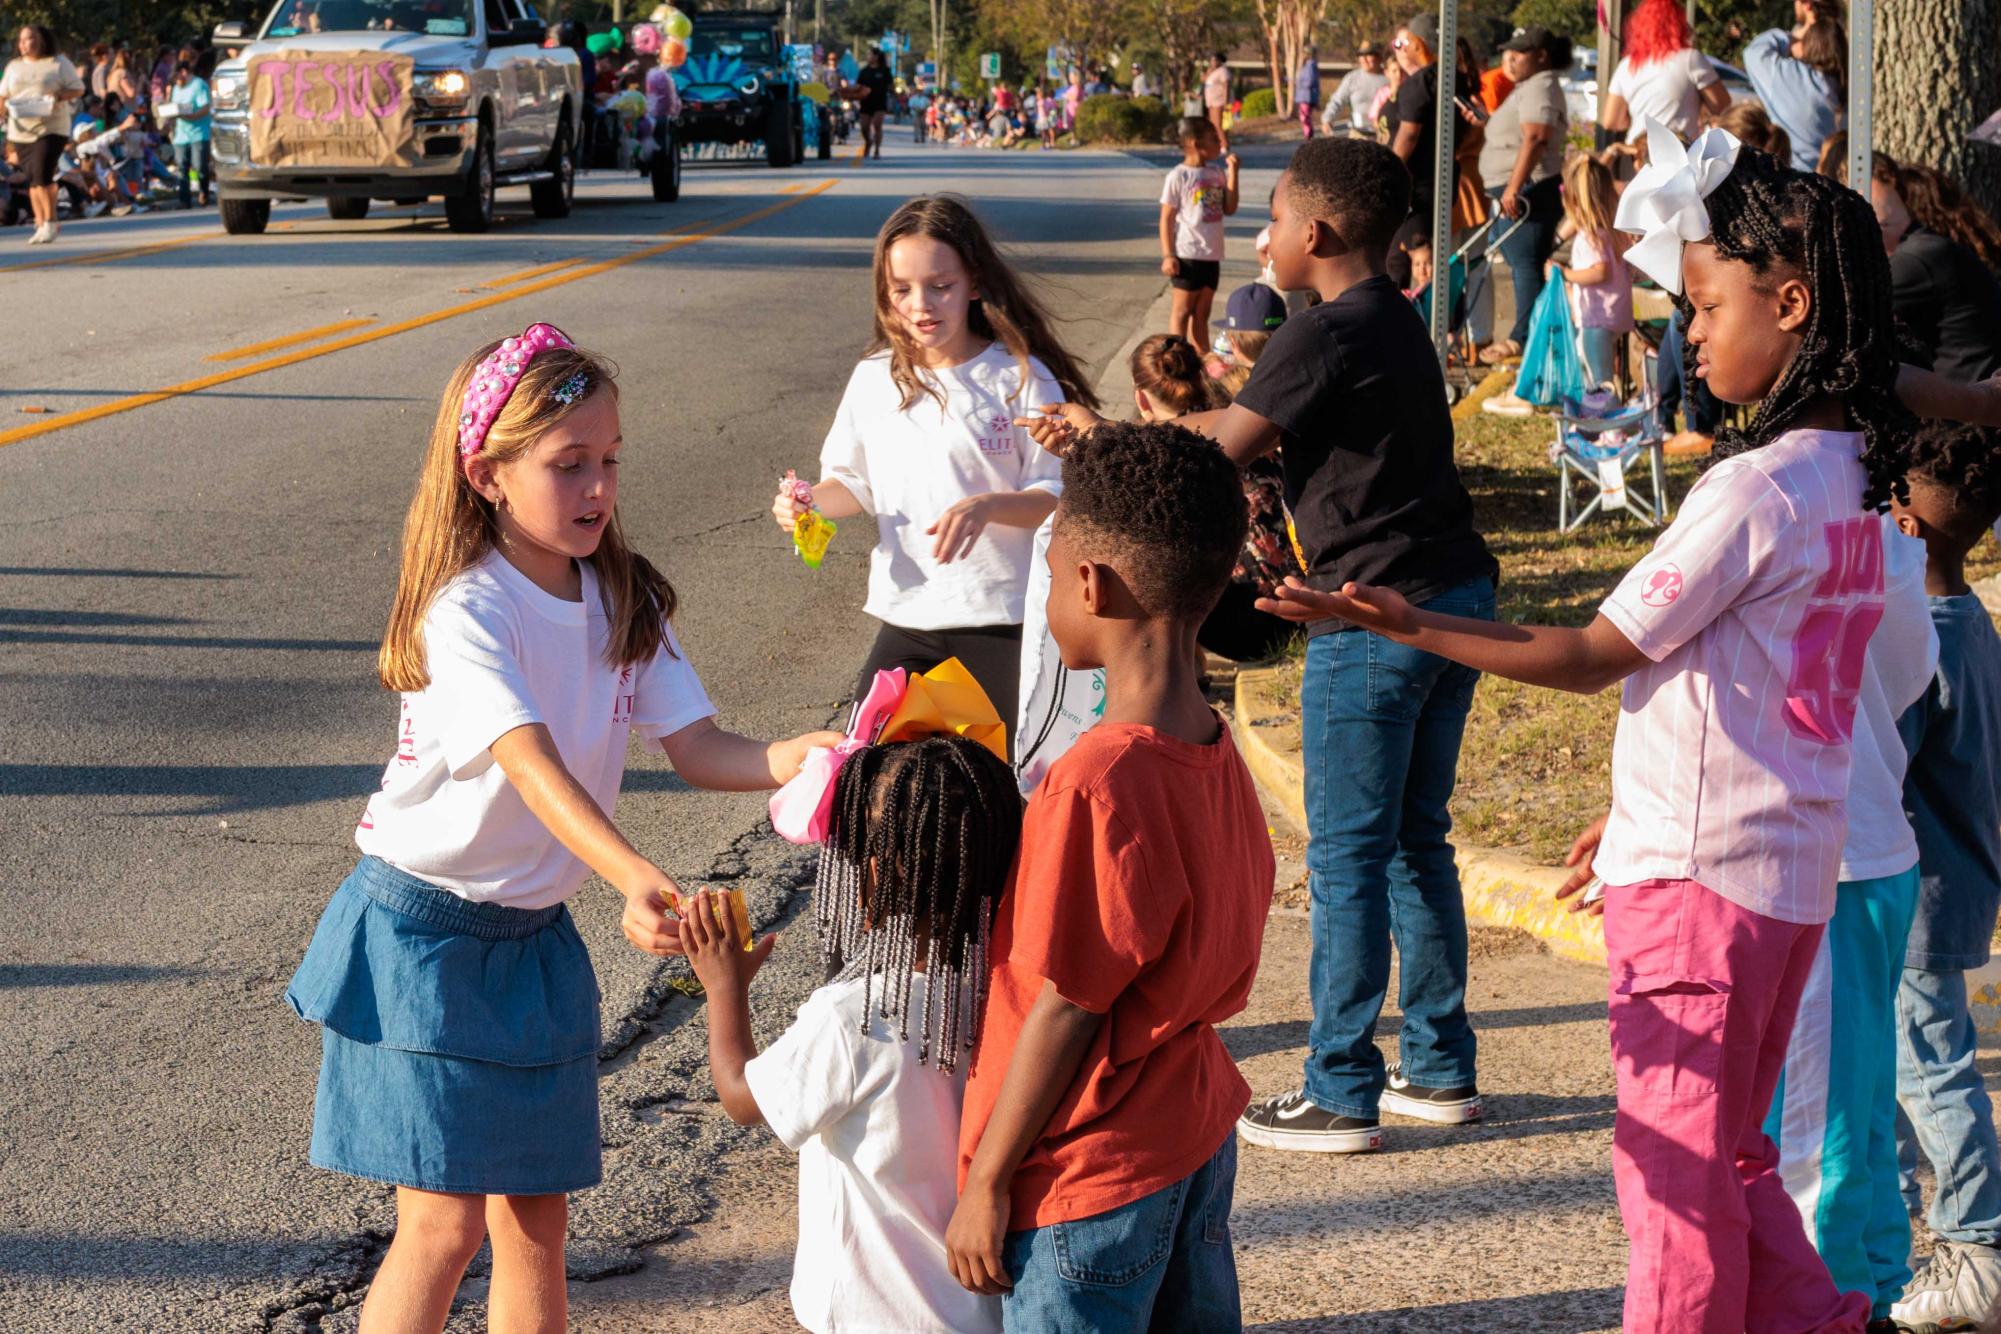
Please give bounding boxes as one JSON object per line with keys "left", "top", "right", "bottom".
{"left": 1236, "top": 1117, "right": 1384, "bottom": 1154}
{"left": 1381, "top": 1088, "right": 1485, "bottom": 1124}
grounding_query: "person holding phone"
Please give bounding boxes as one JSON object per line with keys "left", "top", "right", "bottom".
{"left": 1476, "top": 25, "right": 1570, "bottom": 363}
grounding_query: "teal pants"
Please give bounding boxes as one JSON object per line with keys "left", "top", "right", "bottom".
{"left": 1764, "top": 868, "right": 1922, "bottom": 1319}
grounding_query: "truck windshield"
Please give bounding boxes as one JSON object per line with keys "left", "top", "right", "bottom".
{"left": 689, "top": 26, "right": 776, "bottom": 64}
{"left": 265, "top": 0, "right": 477, "bottom": 38}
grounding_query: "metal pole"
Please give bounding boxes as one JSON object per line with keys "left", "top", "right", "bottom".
{"left": 1846, "top": 0, "right": 1873, "bottom": 191}
{"left": 1429, "top": 0, "right": 1457, "bottom": 369}
{"left": 1596, "top": 0, "right": 1624, "bottom": 151}
{"left": 816, "top": 0, "right": 823, "bottom": 45}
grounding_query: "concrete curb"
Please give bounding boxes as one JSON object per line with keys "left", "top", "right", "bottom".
{"left": 1234, "top": 667, "right": 1609, "bottom": 967}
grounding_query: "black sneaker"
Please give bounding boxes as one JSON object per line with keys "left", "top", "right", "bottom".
{"left": 1381, "top": 1063, "right": 1484, "bottom": 1124}
{"left": 1237, "top": 1089, "right": 1383, "bottom": 1153}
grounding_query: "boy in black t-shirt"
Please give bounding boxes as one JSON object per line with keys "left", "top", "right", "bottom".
{"left": 1024, "top": 137, "right": 1497, "bottom": 1154}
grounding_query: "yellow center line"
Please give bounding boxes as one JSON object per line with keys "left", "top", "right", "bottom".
{"left": 204, "top": 318, "right": 380, "bottom": 363}
{"left": 0, "top": 231, "right": 218, "bottom": 275}
{"left": 478, "top": 257, "right": 587, "bottom": 290}
{"left": 0, "top": 180, "right": 839, "bottom": 451}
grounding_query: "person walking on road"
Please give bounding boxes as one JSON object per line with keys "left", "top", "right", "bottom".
{"left": 285, "top": 322, "right": 837, "bottom": 1334}
{"left": 3, "top": 24, "right": 85, "bottom": 245}
{"left": 1202, "top": 51, "right": 1231, "bottom": 151}
{"left": 1294, "top": 45, "right": 1320, "bottom": 139}
{"left": 1322, "top": 41, "right": 1388, "bottom": 137}
{"left": 854, "top": 49, "right": 892, "bottom": 159}
{"left": 164, "top": 61, "right": 211, "bottom": 210}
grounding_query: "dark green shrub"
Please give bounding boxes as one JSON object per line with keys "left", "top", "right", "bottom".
{"left": 1240, "top": 86, "right": 1277, "bottom": 119}
{"left": 1076, "top": 92, "right": 1174, "bottom": 144}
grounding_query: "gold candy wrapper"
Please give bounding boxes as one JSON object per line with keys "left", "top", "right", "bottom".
{"left": 793, "top": 510, "right": 837, "bottom": 569}
{"left": 674, "top": 887, "right": 756, "bottom": 952}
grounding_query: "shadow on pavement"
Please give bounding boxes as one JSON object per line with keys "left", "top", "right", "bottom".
{"left": 1247, "top": 1284, "right": 1625, "bottom": 1332}
{"left": 0, "top": 567, "right": 238, "bottom": 580}
{"left": 0, "top": 763, "right": 690, "bottom": 813}
{"left": 0, "top": 963, "right": 198, "bottom": 988}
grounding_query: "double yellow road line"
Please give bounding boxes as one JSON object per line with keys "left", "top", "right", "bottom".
{"left": 0, "top": 180, "right": 837, "bottom": 450}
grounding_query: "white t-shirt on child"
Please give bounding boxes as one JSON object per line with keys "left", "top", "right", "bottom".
{"left": 1594, "top": 430, "right": 1888, "bottom": 925}
{"left": 355, "top": 551, "right": 715, "bottom": 909}
{"left": 1160, "top": 161, "right": 1228, "bottom": 262}
{"left": 744, "top": 972, "right": 1001, "bottom": 1334}
{"left": 820, "top": 345, "right": 1064, "bottom": 632}
{"left": 1837, "top": 517, "right": 1937, "bottom": 882}
{"left": 1606, "top": 50, "right": 1720, "bottom": 142}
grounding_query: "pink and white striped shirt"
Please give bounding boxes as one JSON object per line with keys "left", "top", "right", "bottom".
{"left": 1593, "top": 430, "right": 1886, "bottom": 925}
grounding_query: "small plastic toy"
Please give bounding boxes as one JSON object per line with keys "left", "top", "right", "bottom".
{"left": 784, "top": 469, "right": 837, "bottom": 569}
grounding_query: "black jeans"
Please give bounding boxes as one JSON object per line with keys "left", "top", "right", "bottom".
{"left": 1489, "top": 176, "right": 1564, "bottom": 346}
{"left": 855, "top": 621, "right": 1024, "bottom": 759}
{"left": 1657, "top": 308, "right": 1721, "bottom": 434}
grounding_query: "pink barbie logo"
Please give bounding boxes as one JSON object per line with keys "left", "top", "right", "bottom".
{"left": 252, "top": 58, "right": 406, "bottom": 122}
{"left": 612, "top": 666, "right": 635, "bottom": 724}
{"left": 1639, "top": 565, "right": 1683, "bottom": 607}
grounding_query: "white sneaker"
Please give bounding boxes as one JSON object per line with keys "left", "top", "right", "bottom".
{"left": 1891, "top": 1239, "right": 2001, "bottom": 1333}
{"left": 1481, "top": 390, "right": 1534, "bottom": 418}
{"left": 27, "top": 223, "right": 52, "bottom": 245}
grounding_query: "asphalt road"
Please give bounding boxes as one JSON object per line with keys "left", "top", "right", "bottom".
{"left": 0, "top": 138, "right": 1213, "bottom": 1330}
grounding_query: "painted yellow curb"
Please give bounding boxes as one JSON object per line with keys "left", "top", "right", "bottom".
{"left": 1234, "top": 666, "right": 1608, "bottom": 967}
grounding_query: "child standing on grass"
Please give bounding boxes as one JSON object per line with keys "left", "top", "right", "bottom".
{"left": 1258, "top": 138, "right": 1926, "bottom": 1332}
{"left": 1887, "top": 425, "right": 2001, "bottom": 1334}
{"left": 286, "top": 324, "right": 836, "bottom": 1334}
{"left": 681, "top": 733, "right": 1022, "bottom": 1334}
{"left": 1549, "top": 153, "right": 1634, "bottom": 390}
{"left": 770, "top": 195, "right": 1098, "bottom": 741}
{"left": 946, "top": 424, "right": 1273, "bottom": 1331}
{"left": 1160, "top": 115, "right": 1240, "bottom": 352}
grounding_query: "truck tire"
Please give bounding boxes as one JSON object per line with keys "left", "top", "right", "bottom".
{"left": 326, "top": 197, "right": 370, "bottom": 221}
{"left": 649, "top": 124, "right": 681, "bottom": 202}
{"left": 446, "top": 125, "right": 496, "bottom": 234}
{"left": 531, "top": 118, "right": 574, "bottom": 218}
{"left": 221, "top": 196, "right": 272, "bottom": 235}
{"left": 764, "top": 101, "right": 796, "bottom": 168}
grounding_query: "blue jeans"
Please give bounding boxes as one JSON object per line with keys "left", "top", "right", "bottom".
{"left": 1896, "top": 966, "right": 2001, "bottom": 1245}
{"left": 173, "top": 139, "right": 211, "bottom": 207}
{"left": 1301, "top": 576, "right": 1493, "bottom": 1117}
{"left": 1657, "top": 309, "right": 1721, "bottom": 435}
{"left": 1489, "top": 178, "right": 1563, "bottom": 346}
{"left": 1001, "top": 1136, "right": 1240, "bottom": 1333}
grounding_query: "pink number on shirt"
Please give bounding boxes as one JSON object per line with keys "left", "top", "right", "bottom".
{"left": 1783, "top": 517, "right": 1886, "bottom": 744}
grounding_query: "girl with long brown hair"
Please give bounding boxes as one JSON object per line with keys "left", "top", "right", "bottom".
{"left": 288, "top": 322, "right": 836, "bottom": 1334}
{"left": 770, "top": 194, "right": 1097, "bottom": 743}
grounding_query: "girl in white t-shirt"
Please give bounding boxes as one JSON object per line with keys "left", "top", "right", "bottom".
{"left": 1256, "top": 138, "right": 1988, "bottom": 1332}
{"left": 682, "top": 733, "right": 1022, "bottom": 1334}
{"left": 770, "top": 194, "right": 1098, "bottom": 750}
{"left": 286, "top": 323, "right": 837, "bottom": 1334}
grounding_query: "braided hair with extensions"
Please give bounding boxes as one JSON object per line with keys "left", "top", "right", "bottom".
{"left": 812, "top": 734, "right": 1023, "bottom": 1073}
{"left": 1696, "top": 148, "right": 1917, "bottom": 513}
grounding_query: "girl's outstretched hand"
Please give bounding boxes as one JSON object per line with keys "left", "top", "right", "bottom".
{"left": 1014, "top": 402, "right": 1104, "bottom": 458}
{"left": 770, "top": 479, "right": 808, "bottom": 532}
{"left": 622, "top": 879, "right": 687, "bottom": 957}
{"left": 681, "top": 890, "right": 777, "bottom": 997}
{"left": 774, "top": 729, "right": 846, "bottom": 779}
{"left": 1256, "top": 578, "right": 1419, "bottom": 637}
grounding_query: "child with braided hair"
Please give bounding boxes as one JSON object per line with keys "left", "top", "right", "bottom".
{"left": 1255, "top": 130, "right": 1983, "bottom": 1332}
{"left": 681, "top": 732, "right": 1021, "bottom": 1334}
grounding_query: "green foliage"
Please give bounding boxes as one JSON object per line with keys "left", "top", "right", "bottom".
{"left": 1509, "top": 0, "right": 1593, "bottom": 42}
{"left": 1074, "top": 90, "right": 1172, "bottom": 143}
{"left": 2, "top": 0, "right": 250, "bottom": 46}
{"left": 1239, "top": 84, "right": 1276, "bottom": 118}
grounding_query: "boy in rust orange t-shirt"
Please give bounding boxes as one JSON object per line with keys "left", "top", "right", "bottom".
{"left": 946, "top": 421, "right": 1275, "bottom": 1330}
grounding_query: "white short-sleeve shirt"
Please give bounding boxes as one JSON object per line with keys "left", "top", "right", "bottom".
{"left": 819, "top": 345, "right": 1063, "bottom": 632}
{"left": 1838, "top": 517, "right": 1937, "bottom": 882}
{"left": 355, "top": 551, "right": 714, "bottom": 909}
{"left": 1607, "top": 49, "right": 1720, "bottom": 142}
{"left": 744, "top": 973, "right": 1002, "bottom": 1334}
{"left": 1594, "top": 431, "right": 1887, "bottom": 925}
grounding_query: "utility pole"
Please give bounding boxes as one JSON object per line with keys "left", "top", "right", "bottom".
{"left": 816, "top": 0, "right": 823, "bottom": 45}
{"left": 1847, "top": 0, "right": 1873, "bottom": 190}
{"left": 1428, "top": 0, "right": 1457, "bottom": 370}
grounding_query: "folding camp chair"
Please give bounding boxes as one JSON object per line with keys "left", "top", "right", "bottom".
{"left": 1549, "top": 348, "right": 1669, "bottom": 532}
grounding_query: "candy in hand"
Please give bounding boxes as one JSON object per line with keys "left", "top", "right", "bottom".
{"left": 675, "top": 886, "right": 757, "bottom": 952}
{"left": 782, "top": 468, "right": 836, "bottom": 569}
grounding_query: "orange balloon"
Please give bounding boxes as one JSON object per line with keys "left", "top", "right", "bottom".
{"left": 663, "top": 37, "right": 688, "bottom": 69}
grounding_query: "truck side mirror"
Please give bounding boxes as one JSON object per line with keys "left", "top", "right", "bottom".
{"left": 212, "top": 20, "right": 249, "bottom": 42}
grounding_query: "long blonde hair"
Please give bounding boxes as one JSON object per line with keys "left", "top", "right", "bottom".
{"left": 867, "top": 195, "right": 1100, "bottom": 415}
{"left": 378, "top": 339, "right": 675, "bottom": 692}
{"left": 1561, "top": 153, "right": 1619, "bottom": 242}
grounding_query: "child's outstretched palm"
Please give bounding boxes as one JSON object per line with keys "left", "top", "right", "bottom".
{"left": 1257, "top": 576, "right": 1419, "bottom": 638}
{"left": 681, "top": 890, "right": 777, "bottom": 997}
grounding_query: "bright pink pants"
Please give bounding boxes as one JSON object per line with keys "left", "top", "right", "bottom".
{"left": 1603, "top": 878, "right": 1872, "bottom": 1334}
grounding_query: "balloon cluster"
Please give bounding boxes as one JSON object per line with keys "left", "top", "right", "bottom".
{"left": 651, "top": 5, "right": 691, "bottom": 68}
{"left": 630, "top": 22, "right": 661, "bottom": 55}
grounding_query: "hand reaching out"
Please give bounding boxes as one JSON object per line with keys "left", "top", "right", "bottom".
{"left": 1254, "top": 577, "right": 1419, "bottom": 638}
{"left": 770, "top": 478, "right": 809, "bottom": 532}
{"left": 622, "top": 876, "right": 687, "bottom": 957}
{"left": 680, "top": 889, "right": 777, "bottom": 997}
{"left": 1013, "top": 401, "right": 1105, "bottom": 459}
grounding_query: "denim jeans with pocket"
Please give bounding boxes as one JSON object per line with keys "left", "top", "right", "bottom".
{"left": 1488, "top": 179, "right": 1563, "bottom": 346}
{"left": 1896, "top": 965, "right": 2001, "bottom": 1245}
{"left": 1000, "top": 1136, "right": 1240, "bottom": 1333}
{"left": 1301, "top": 577, "right": 1492, "bottom": 1118}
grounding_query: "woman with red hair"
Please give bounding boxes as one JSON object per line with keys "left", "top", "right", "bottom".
{"left": 1599, "top": 0, "right": 1730, "bottom": 142}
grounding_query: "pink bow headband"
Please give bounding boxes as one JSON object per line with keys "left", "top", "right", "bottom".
{"left": 457, "top": 322, "right": 588, "bottom": 464}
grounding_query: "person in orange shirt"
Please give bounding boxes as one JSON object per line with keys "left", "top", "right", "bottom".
{"left": 944, "top": 421, "right": 1275, "bottom": 1330}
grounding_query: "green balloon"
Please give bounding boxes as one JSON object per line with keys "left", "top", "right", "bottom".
{"left": 585, "top": 32, "right": 611, "bottom": 54}
{"left": 608, "top": 26, "right": 623, "bottom": 49}
{"left": 663, "top": 9, "right": 691, "bottom": 39}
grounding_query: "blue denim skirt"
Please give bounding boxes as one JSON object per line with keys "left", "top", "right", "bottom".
{"left": 286, "top": 857, "right": 602, "bottom": 1196}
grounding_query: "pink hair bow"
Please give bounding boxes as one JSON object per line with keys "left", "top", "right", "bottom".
{"left": 770, "top": 668, "right": 910, "bottom": 845}
{"left": 458, "top": 322, "right": 574, "bottom": 465}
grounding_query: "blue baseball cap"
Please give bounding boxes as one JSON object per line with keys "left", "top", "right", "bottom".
{"left": 1222, "top": 282, "right": 1288, "bottom": 333}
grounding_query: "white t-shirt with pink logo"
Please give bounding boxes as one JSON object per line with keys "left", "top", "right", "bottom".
{"left": 1594, "top": 430, "right": 1887, "bottom": 925}
{"left": 356, "top": 551, "right": 715, "bottom": 909}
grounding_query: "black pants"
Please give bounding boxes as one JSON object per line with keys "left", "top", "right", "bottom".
{"left": 1199, "top": 583, "right": 1296, "bottom": 664}
{"left": 855, "top": 622, "right": 1023, "bottom": 760}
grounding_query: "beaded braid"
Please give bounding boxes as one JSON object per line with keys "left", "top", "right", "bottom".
{"left": 814, "top": 735, "right": 1023, "bottom": 1074}
{"left": 1692, "top": 148, "right": 1917, "bottom": 513}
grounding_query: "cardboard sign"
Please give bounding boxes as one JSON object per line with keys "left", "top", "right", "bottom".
{"left": 246, "top": 50, "right": 416, "bottom": 168}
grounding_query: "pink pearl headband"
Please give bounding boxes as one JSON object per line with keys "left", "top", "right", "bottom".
{"left": 457, "top": 322, "right": 576, "bottom": 464}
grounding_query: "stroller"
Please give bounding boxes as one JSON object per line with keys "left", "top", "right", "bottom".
{"left": 1411, "top": 214, "right": 1527, "bottom": 404}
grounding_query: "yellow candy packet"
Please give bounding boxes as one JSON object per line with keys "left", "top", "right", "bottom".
{"left": 673, "top": 886, "right": 756, "bottom": 952}
{"left": 793, "top": 510, "right": 837, "bottom": 569}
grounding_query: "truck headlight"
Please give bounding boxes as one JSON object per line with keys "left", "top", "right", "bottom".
{"left": 736, "top": 74, "right": 761, "bottom": 96}
{"left": 213, "top": 72, "right": 245, "bottom": 109}
{"left": 415, "top": 70, "right": 471, "bottom": 103}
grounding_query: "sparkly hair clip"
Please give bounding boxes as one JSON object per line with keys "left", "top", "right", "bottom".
{"left": 550, "top": 369, "right": 591, "bottom": 407}
{"left": 457, "top": 322, "right": 575, "bottom": 464}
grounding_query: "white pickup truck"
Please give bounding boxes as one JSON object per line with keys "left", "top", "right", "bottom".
{"left": 208, "top": 0, "right": 582, "bottom": 234}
